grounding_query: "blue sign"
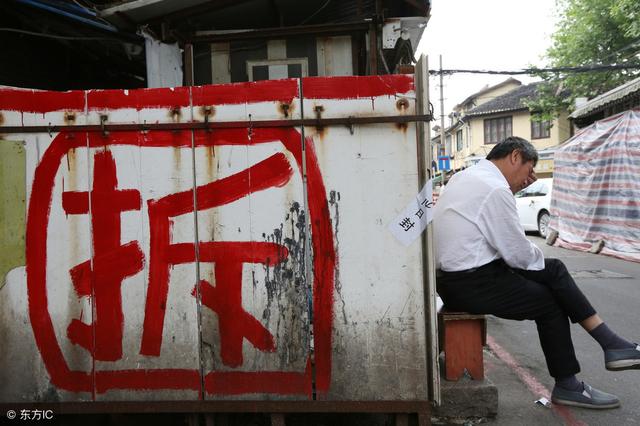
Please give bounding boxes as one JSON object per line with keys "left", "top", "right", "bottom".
{"left": 438, "top": 156, "right": 451, "bottom": 171}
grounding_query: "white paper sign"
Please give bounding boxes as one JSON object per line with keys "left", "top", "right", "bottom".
{"left": 388, "top": 179, "right": 434, "bottom": 246}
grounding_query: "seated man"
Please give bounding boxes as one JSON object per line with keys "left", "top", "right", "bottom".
{"left": 433, "top": 136, "right": 640, "bottom": 409}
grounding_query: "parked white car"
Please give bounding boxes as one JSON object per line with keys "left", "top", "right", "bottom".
{"left": 515, "top": 178, "right": 553, "bottom": 238}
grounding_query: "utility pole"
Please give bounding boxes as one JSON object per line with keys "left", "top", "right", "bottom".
{"left": 439, "top": 55, "right": 446, "bottom": 167}
{"left": 439, "top": 55, "right": 446, "bottom": 157}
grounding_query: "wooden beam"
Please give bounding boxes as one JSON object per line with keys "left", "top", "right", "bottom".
{"left": 141, "top": 0, "right": 253, "bottom": 25}
{"left": 369, "top": 23, "right": 378, "bottom": 75}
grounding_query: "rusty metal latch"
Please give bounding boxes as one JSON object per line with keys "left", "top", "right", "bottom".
{"left": 100, "top": 115, "right": 109, "bottom": 137}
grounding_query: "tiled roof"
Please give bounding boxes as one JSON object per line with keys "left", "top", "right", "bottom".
{"left": 464, "top": 82, "right": 542, "bottom": 117}
{"left": 454, "top": 77, "right": 522, "bottom": 110}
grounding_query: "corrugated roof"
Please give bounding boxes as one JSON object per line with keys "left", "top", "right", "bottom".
{"left": 569, "top": 76, "right": 640, "bottom": 119}
{"left": 464, "top": 82, "right": 542, "bottom": 117}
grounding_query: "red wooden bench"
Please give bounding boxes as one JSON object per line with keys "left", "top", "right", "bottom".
{"left": 438, "top": 308, "right": 487, "bottom": 381}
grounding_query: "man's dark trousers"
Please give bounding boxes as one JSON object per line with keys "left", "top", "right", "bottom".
{"left": 436, "top": 258, "right": 596, "bottom": 378}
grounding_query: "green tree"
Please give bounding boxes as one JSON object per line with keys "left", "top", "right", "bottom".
{"left": 525, "top": 0, "right": 640, "bottom": 120}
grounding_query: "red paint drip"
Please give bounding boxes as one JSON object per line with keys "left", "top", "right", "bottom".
{"left": 63, "top": 150, "right": 144, "bottom": 362}
{"left": 2, "top": 75, "right": 409, "bottom": 115}
{"left": 205, "top": 358, "right": 313, "bottom": 396}
{"left": 302, "top": 75, "right": 414, "bottom": 99}
{"left": 205, "top": 370, "right": 310, "bottom": 396}
{"left": 0, "top": 88, "right": 84, "bottom": 113}
{"left": 27, "top": 135, "right": 92, "bottom": 392}
{"left": 69, "top": 260, "right": 92, "bottom": 298}
{"left": 87, "top": 87, "right": 191, "bottom": 111}
{"left": 192, "top": 79, "right": 298, "bottom": 106}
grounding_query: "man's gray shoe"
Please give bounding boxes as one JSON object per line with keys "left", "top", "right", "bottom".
{"left": 605, "top": 344, "right": 640, "bottom": 371}
{"left": 551, "top": 383, "right": 620, "bottom": 409}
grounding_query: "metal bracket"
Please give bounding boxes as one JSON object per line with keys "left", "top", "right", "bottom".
{"left": 204, "top": 113, "right": 211, "bottom": 133}
{"left": 100, "top": 115, "right": 109, "bottom": 137}
{"left": 346, "top": 116, "right": 355, "bottom": 135}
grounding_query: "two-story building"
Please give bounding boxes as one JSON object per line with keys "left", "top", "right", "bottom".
{"left": 434, "top": 79, "right": 571, "bottom": 178}
{"left": 431, "top": 78, "right": 522, "bottom": 172}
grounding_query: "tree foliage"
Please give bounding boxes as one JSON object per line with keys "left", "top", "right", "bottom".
{"left": 525, "top": 0, "right": 640, "bottom": 120}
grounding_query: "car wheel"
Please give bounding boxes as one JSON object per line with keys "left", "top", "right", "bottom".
{"left": 538, "top": 211, "right": 550, "bottom": 238}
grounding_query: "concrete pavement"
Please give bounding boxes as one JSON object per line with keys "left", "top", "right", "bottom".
{"left": 463, "top": 236, "right": 640, "bottom": 426}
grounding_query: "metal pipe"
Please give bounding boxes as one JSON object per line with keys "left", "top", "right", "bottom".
{"left": 439, "top": 55, "right": 445, "bottom": 159}
{"left": 190, "top": 22, "right": 370, "bottom": 43}
{"left": 0, "top": 114, "right": 433, "bottom": 134}
{"left": 15, "top": 0, "right": 120, "bottom": 33}
{"left": 184, "top": 43, "right": 194, "bottom": 87}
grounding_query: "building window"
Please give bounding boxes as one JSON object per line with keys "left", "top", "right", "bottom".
{"left": 246, "top": 58, "right": 308, "bottom": 81}
{"left": 456, "top": 129, "right": 463, "bottom": 151}
{"left": 445, "top": 134, "right": 452, "bottom": 156}
{"left": 531, "top": 119, "right": 551, "bottom": 139}
{"left": 483, "top": 116, "right": 512, "bottom": 144}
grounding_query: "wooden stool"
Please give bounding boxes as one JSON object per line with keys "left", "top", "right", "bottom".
{"left": 438, "top": 308, "right": 487, "bottom": 381}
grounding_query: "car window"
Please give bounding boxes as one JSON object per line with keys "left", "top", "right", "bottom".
{"left": 516, "top": 180, "right": 547, "bottom": 198}
{"left": 537, "top": 183, "right": 549, "bottom": 196}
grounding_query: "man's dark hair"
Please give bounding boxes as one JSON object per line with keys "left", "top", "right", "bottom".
{"left": 486, "top": 136, "right": 538, "bottom": 166}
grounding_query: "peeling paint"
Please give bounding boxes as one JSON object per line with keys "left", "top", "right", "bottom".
{"left": 33, "top": 385, "right": 61, "bottom": 403}
{"left": 329, "top": 190, "right": 347, "bottom": 325}
{"left": 261, "top": 201, "right": 310, "bottom": 367}
{"left": 0, "top": 140, "right": 26, "bottom": 285}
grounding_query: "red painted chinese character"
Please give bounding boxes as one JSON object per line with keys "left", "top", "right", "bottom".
{"left": 62, "top": 149, "right": 144, "bottom": 361}
{"left": 140, "top": 152, "right": 293, "bottom": 368}
{"left": 192, "top": 240, "right": 288, "bottom": 367}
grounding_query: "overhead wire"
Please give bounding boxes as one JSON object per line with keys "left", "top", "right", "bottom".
{"left": 0, "top": 27, "right": 140, "bottom": 43}
{"left": 430, "top": 63, "right": 640, "bottom": 76}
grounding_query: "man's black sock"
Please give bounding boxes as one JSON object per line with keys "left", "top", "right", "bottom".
{"left": 589, "top": 322, "right": 634, "bottom": 351}
{"left": 555, "top": 375, "right": 583, "bottom": 392}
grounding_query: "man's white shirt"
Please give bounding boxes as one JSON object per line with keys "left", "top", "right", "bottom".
{"left": 433, "top": 159, "right": 545, "bottom": 272}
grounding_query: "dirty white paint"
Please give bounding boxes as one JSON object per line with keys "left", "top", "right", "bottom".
{"left": 300, "top": 79, "right": 427, "bottom": 399}
{"left": 316, "top": 36, "right": 353, "bottom": 77}
{"left": 0, "top": 75, "right": 431, "bottom": 403}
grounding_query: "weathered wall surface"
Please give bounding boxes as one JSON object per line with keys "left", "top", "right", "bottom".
{"left": 0, "top": 75, "right": 428, "bottom": 403}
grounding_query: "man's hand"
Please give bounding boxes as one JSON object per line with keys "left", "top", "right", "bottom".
{"left": 521, "top": 169, "right": 537, "bottom": 191}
